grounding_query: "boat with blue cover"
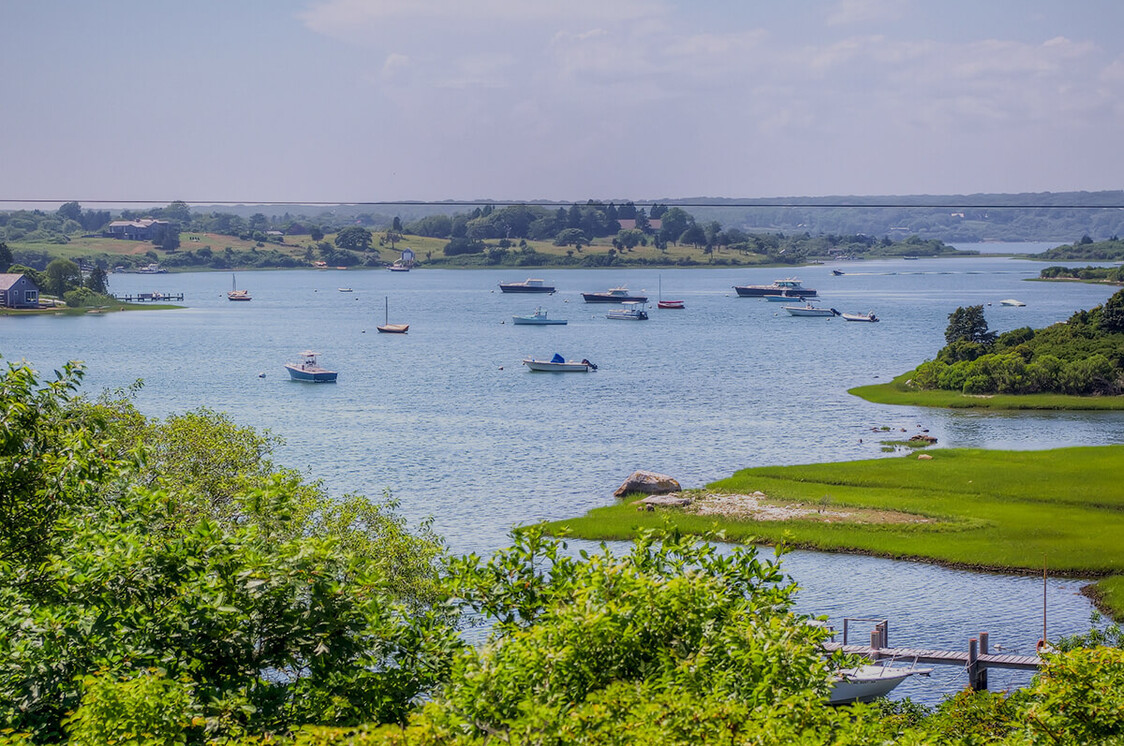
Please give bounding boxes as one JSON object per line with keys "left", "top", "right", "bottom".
{"left": 522, "top": 353, "right": 596, "bottom": 372}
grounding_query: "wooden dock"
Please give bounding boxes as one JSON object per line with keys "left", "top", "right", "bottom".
{"left": 111, "top": 293, "right": 184, "bottom": 302}
{"left": 826, "top": 618, "right": 1043, "bottom": 690}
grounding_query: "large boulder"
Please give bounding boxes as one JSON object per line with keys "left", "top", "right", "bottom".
{"left": 614, "top": 470, "right": 681, "bottom": 498}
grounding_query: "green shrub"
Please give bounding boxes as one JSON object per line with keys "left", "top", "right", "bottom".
{"left": 62, "top": 287, "right": 113, "bottom": 307}
{"left": 64, "top": 673, "right": 193, "bottom": 746}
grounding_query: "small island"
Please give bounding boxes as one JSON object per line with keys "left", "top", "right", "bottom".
{"left": 851, "top": 292, "right": 1124, "bottom": 410}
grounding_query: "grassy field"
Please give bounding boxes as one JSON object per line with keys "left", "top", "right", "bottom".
{"left": 850, "top": 372, "right": 1124, "bottom": 410}
{"left": 541, "top": 445, "right": 1124, "bottom": 619}
{"left": 8, "top": 231, "right": 779, "bottom": 270}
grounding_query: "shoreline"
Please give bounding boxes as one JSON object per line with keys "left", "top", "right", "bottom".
{"left": 539, "top": 445, "right": 1124, "bottom": 621}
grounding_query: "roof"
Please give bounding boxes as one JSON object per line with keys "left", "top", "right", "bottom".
{"left": 0, "top": 273, "right": 36, "bottom": 291}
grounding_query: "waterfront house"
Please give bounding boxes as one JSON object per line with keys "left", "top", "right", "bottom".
{"left": 0, "top": 273, "right": 41, "bottom": 308}
{"left": 104, "top": 219, "right": 170, "bottom": 240}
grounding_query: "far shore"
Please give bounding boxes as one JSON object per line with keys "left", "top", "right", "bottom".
{"left": 539, "top": 445, "right": 1124, "bottom": 620}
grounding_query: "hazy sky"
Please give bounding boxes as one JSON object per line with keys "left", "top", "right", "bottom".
{"left": 3, "top": 0, "right": 1123, "bottom": 203}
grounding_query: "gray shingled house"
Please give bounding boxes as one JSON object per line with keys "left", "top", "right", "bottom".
{"left": 0, "top": 273, "right": 41, "bottom": 308}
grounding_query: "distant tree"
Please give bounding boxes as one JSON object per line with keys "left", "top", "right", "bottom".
{"left": 7, "top": 264, "right": 47, "bottom": 290}
{"left": 616, "top": 229, "right": 644, "bottom": 249}
{"left": 392, "top": 216, "right": 402, "bottom": 232}
{"left": 309, "top": 225, "right": 324, "bottom": 241}
{"left": 945, "top": 305, "right": 997, "bottom": 346}
{"left": 158, "top": 226, "right": 181, "bottom": 252}
{"left": 679, "top": 224, "right": 707, "bottom": 248}
{"left": 56, "top": 201, "right": 82, "bottom": 223}
{"left": 335, "top": 226, "right": 373, "bottom": 252}
{"left": 553, "top": 228, "right": 588, "bottom": 249}
{"left": 658, "top": 208, "right": 693, "bottom": 245}
{"left": 443, "top": 237, "right": 486, "bottom": 256}
{"left": 162, "top": 201, "right": 192, "bottom": 223}
{"left": 0, "top": 241, "right": 11, "bottom": 271}
{"left": 84, "top": 266, "right": 109, "bottom": 294}
{"left": 45, "top": 259, "right": 82, "bottom": 297}
{"left": 249, "top": 213, "right": 269, "bottom": 232}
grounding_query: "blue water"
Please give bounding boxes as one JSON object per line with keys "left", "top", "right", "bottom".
{"left": 3, "top": 257, "right": 1119, "bottom": 702}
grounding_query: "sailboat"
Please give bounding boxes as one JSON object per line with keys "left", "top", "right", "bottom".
{"left": 227, "top": 273, "right": 251, "bottom": 301}
{"left": 377, "top": 296, "right": 409, "bottom": 333}
{"left": 657, "top": 275, "right": 684, "bottom": 309}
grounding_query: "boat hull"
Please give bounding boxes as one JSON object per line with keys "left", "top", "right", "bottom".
{"left": 523, "top": 358, "right": 590, "bottom": 372}
{"left": 284, "top": 364, "right": 338, "bottom": 382}
{"left": 842, "top": 313, "right": 879, "bottom": 322}
{"left": 513, "top": 317, "right": 567, "bottom": 325}
{"left": 785, "top": 306, "right": 838, "bottom": 317}
{"left": 500, "top": 284, "right": 555, "bottom": 293}
{"left": 377, "top": 324, "right": 409, "bottom": 334}
{"left": 657, "top": 300, "right": 684, "bottom": 309}
{"left": 582, "top": 292, "right": 647, "bottom": 303}
{"left": 735, "top": 286, "right": 816, "bottom": 298}
{"left": 828, "top": 666, "right": 919, "bottom": 705}
{"left": 606, "top": 310, "right": 648, "bottom": 320}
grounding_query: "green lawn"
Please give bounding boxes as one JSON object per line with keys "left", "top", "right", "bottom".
{"left": 541, "top": 445, "right": 1124, "bottom": 619}
{"left": 850, "top": 372, "right": 1124, "bottom": 410}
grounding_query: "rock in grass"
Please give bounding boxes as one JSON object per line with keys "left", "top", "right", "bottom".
{"left": 918, "top": 453, "right": 933, "bottom": 460}
{"left": 615, "top": 470, "right": 681, "bottom": 497}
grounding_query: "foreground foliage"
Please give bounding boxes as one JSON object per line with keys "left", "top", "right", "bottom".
{"left": 4, "top": 359, "right": 1124, "bottom": 744}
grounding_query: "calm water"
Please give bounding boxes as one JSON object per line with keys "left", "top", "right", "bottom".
{"left": 3, "top": 256, "right": 1119, "bottom": 701}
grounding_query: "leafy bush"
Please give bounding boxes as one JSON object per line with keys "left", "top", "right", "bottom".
{"left": 62, "top": 287, "right": 113, "bottom": 307}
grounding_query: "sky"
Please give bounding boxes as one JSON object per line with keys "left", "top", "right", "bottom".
{"left": 2, "top": 0, "right": 1123, "bottom": 204}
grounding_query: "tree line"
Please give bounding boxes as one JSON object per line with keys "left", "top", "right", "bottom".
{"left": 909, "top": 292, "right": 1124, "bottom": 396}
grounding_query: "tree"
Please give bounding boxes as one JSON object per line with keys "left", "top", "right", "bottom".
{"left": 944, "top": 305, "right": 997, "bottom": 346}
{"left": 309, "top": 225, "right": 325, "bottom": 241}
{"left": 0, "top": 375, "right": 458, "bottom": 741}
{"left": 658, "top": 207, "right": 693, "bottom": 245}
{"left": 0, "top": 241, "right": 11, "bottom": 272}
{"left": 44, "top": 258, "right": 82, "bottom": 297}
{"left": 56, "top": 201, "right": 82, "bottom": 223}
{"left": 679, "top": 223, "right": 707, "bottom": 247}
{"left": 1099, "top": 288, "right": 1124, "bottom": 333}
{"left": 336, "top": 226, "right": 374, "bottom": 252}
{"left": 553, "top": 228, "right": 588, "bottom": 249}
{"left": 161, "top": 200, "right": 192, "bottom": 223}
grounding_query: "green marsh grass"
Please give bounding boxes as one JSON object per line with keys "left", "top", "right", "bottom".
{"left": 541, "top": 446, "right": 1124, "bottom": 618}
{"left": 851, "top": 372, "right": 1124, "bottom": 410}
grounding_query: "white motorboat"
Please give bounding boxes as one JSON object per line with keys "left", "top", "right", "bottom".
{"left": 500, "top": 278, "right": 555, "bottom": 293}
{"left": 522, "top": 354, "right": 597, "bottom": 372}
{"left": 606, "top": 301, "right": 649, "bottom": 320}
{"left": 784, "top": 303, "right": 839, "bottom": 317}
{"left": 1000, "top": 299, "right": 1026, "bottom": 307}
{"left": 828, "top": 663, "right": 932, "bottom": 705}
{"left": 842, "top": 311, "right": 879, "bottom": 322}
{"left": 513, "top": 307, "right": 567, "bottom": 325}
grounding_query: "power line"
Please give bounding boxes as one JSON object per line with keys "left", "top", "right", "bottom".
{"left": 2, "top": 198, "right": 1124, "bottom": 209}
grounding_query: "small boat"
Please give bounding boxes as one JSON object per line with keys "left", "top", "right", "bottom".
{"left": 784, "top": 303, "right": 840, "bottom": 317}
{"left": 227, "top": 273, "right": 251, "bottom": 301}
{"left": 733, "top": 278, "right": 817, "bottom": 298}
{"left": 842, "top": 311, "right": 879, "bottom": 322}
{"left": 582, "top": 286, "right": 648, "bottom": 303}
{"left": 388, "top": 263, "right": 410, "bottom": 272}
{"left": 832, "top": 269, "right": 845, "bottom": 276}
{"left": 377, "top": 296, "right": 409, "bottom": 333}
{"left": 1000, "top": 299, "right": 1026, "bottom": 307}
{"left": 338, "top": 287, "right": 353, "bottom": 293}
{"left": 284, "top": 351, "right": 337, "bottom": 382}
{"left": 499, "top": 278, "right": 555, "bottom": 294}
{"left": 523, "top": 353, "right": 597, "bottom": 372}
{"left": 606, "top": 301, "right": 649, "bottom": 320}
{"left": 902, "top": 256, "right": 919, "bottom": 260}
{"left": 513, "top": 307, "right": 567, "bottom": 325}
{"left": 763, "top": 292, "right": 803, "bottom": 302}
{"left": 656, "top": 275, "right": 684, "bottom": 309}
{"left": 828, "top": 663, "right": 932, "bottom": 705}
